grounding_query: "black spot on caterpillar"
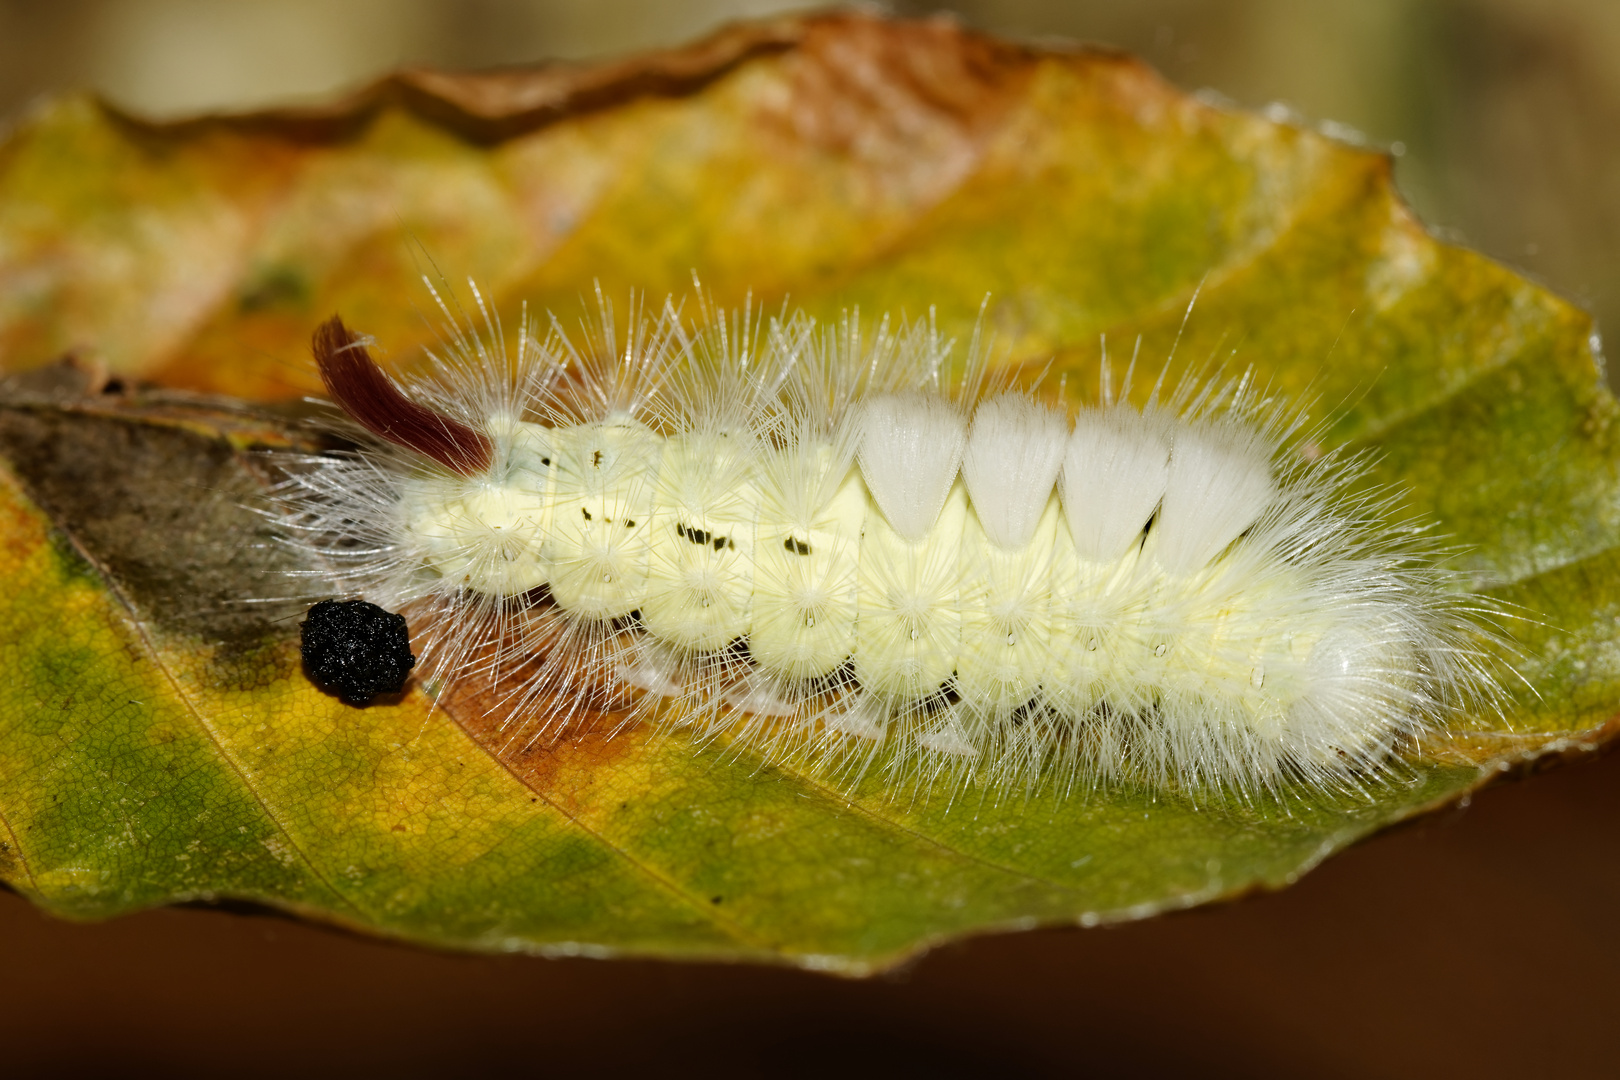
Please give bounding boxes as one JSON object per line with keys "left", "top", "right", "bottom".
{"left": 677, "top": 522, "right": 735, "bottom": 550}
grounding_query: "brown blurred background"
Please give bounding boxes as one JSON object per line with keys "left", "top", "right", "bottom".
{"left": 3, "top": 2, "right": 1619, "bottom": 1077}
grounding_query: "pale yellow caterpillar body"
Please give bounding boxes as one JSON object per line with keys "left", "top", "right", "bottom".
{"left": 273, "top": 282, "right": 1501, "bottom": 800}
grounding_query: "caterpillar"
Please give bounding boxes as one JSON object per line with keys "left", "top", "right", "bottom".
{"left": 270, "top": 282, "right": 1501, "bottom": 800}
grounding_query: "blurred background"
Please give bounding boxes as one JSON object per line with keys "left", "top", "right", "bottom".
{"left": 2, "top": 0, "right": 1616, "bottom": 374}
{"left": 3, "top": 3, "right": 1619, "bottom": 1077}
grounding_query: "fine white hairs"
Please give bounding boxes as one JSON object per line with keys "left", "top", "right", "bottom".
{"left": 269, "top": 280, "right": 1505, "bottom": 802}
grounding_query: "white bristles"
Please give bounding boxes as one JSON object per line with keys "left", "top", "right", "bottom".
{"left": 268, "top": 280, "right": 1508, "bottom": 804}
{"left": 857, "top": 392, "right": 967, "bottom": 543}
{"left": 1154, "top": 420, "right": 1277, "bottom": 576}
{"left": 962, "top": 392, "right": 1070, "bottom": 550}
{"left": 1060, "top": 407, "right": 1172, "bottom": 563}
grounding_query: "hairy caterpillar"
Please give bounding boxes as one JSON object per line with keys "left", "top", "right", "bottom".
{"left": 271, "top": 282, "right": 1501, "bottom": 799}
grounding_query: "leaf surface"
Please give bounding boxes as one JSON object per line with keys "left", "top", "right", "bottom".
{"left": 0, "top": 12, "right": 1612, "bottom": 972}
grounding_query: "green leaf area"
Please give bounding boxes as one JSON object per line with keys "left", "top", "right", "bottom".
{"left": 0, "top": 13, "right": 1612, "bottom": 973}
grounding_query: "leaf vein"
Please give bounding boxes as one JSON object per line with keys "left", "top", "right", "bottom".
{"left": 44, "top": 515, "right": 371, "bottom": 924}
{"left": 438, "top": 702, "right": 781, "bottom": 952}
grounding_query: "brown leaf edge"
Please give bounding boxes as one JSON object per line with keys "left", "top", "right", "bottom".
{"left": 90, "top": 10, "right": 1069, "bottom": 147}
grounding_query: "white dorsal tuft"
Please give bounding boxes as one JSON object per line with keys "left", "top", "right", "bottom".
{"left": 1060, "top": 407, "right": 1172, "bottom": 562}
{"left": 1153, "top": 421, "right": 1276, "bottom": 575}
{"left": 857, "top": 392, "right": 968, "bottom": 543}
{"left": 962, "top": 392, "right": 1070, "bottom": 550}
